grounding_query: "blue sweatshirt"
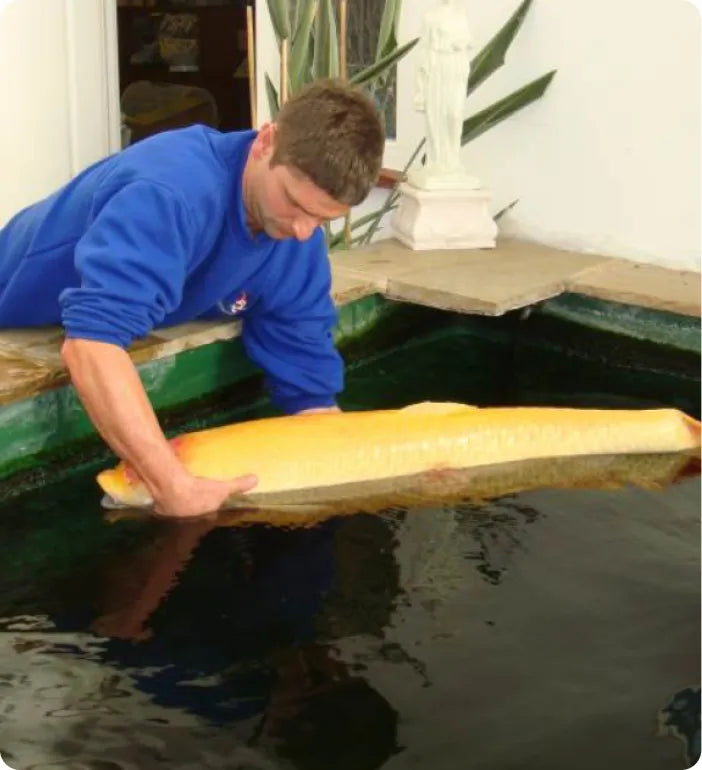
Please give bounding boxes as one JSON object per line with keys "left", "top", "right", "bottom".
{"left": 0, "top": 127, "right": 343, "bottom": 414}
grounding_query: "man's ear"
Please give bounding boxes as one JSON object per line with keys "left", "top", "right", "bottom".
{"left": 253, "top": 122, "right": 277, "bottom": 160}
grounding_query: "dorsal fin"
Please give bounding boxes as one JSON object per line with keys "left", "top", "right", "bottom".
{"left": 399, "top": 402, "right": 478, "bottom": 416}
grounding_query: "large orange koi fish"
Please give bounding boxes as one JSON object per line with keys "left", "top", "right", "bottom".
{"left": 97, "top": 403, "right": 701, "bottom": 518}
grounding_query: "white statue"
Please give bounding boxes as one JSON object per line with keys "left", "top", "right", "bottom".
{"left": 409, "top": 0, "right": 480, "bottom": 190}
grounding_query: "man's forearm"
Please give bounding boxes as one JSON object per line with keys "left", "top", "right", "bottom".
{"left": 61, "top": 338, "right": 187, "bottom": 500}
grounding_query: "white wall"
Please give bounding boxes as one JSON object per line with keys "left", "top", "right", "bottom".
{"left": 451, "top": 0, "right": 701, "bottom": 270}
{"left": 2, "top": 0, "right": 699, "bottom": 270}
{"left": 0, "top": 0, "right": 120, "bottom": 226}
{"left": 259, "top": 0, "right": 700, "bottom": 270}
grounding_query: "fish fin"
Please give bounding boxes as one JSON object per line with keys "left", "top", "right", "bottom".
{"left": 101, "top": 493, "right": 133, "bottom": 510}
{"left": 400, "top": 402, "right": 477, "bottom": 416}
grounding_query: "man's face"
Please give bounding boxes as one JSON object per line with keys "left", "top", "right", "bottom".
{"left": 246, "top": 124, "right": 350, "bottom": 242}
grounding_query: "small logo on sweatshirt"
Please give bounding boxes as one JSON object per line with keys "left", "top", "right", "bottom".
{"left": 219, "top": 292, "right": 248, "bottom": 316}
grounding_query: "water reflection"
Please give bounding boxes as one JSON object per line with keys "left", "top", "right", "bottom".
{"left": 659, "top": 686, "right": 701, "bottom": 768}
{"left": 0, "top": 458, "right": 699, "bottom": 769}
{"left": 1, "top": 511, "right": 406, "bottom": 769}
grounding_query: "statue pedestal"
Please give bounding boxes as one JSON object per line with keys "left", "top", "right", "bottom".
{"left": 391, "top": 183, "right": 497, "bottom": 250}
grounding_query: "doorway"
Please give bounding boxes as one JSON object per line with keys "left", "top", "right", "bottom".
{"left": 115, "top": 0, "right": 254, "bottom": 147}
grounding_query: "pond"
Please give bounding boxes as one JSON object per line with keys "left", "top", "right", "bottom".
{"left": 0, "top": 311, "right": 699, "bottom": 769}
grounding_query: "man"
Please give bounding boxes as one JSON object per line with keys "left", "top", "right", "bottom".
{"left": 0, "top": 79, "right": 385, "bottom": 518}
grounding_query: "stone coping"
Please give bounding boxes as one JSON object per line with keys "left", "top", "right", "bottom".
{"left": 0, "top": 238, "right": 699, "bottom": 408}
{"left": 330, "top": 238, "right": 701, "bottom": 318}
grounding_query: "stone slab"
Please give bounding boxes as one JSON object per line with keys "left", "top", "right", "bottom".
{"left": 566, "top": 259, "right": 701, "bottom": 317}
{"left": 330, "top": 239, "right": 474, "bottom": 286}
{"left": 0, "top": 238, "right": 698, "bottom": 409}
{"left": 330, "top": 269, "right": 378, "bottom": 305}
{"left": 0, "top": 350, "right": 63, "bottom": 406}
{"left": 0, "top": 328, "right": 66, "bottom": 404}
{"left": 381, "top": 239, "right": 611, "bottom": 315}
{"left": 146, "top": 320, "right": 242, "bottom": 360}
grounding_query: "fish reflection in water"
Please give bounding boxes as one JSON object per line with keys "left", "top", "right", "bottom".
{"left": 94, "top": 450, "right": 697, "bottom": 639}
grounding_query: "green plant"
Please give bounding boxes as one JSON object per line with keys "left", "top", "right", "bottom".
{"left": 347, "top": 0, "right": 556, "bottom": 251}
{"left": 264, "top": 0, "right": 417, "bottom": 119}
{"left": 264, "top": 0, "right": 418, "bottom": 248}
{"left": 264, "top": 0, "right": 556, "bottom": 251}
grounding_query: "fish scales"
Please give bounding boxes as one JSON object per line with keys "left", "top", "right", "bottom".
{"left": 97, "top": 403, "right": 701, "bottom": 510}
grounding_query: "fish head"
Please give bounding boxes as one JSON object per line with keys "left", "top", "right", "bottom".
{"left": 97, "top": 462, "right": 153, "bottom": 509}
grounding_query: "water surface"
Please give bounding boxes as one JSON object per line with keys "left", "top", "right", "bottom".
{"left": 0, "top": 326, "right": 699, "bottom": 769}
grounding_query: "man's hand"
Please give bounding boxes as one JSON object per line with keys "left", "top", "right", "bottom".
{"left": 152, "top": 472, "right": 258, "bottom": 519}
{"left": 62, "top": 338, "right": 259, "bottom": 519}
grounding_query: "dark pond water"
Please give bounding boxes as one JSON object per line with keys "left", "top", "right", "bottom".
{"left": 0, "top": 325, "right": 699, "bottom": 769}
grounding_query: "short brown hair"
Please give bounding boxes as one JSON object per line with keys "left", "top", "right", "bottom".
{"left": 271, "top": 79, "right": 385, "bottom": 206}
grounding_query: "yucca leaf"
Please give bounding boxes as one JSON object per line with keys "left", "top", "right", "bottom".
{"left": 266, "top": 0, "right": 291, "bottom": 42}
{"left": 329, "top": 231, "right": 378, "bottom": 251}
{"left": 312, "top": 0, "right": 339, "bottom": 80}
{"left": 494, "top": 198, "right": 520, "bottom": 221}
{"left": 376, "top": 0, "right": 402, "bottom": 61}
{"left": 330, "top": 213, "right": 396, "bottom": 249}
{"left": 329, "top": 205, "right": 399, "bottom": 248}
{"left": 467, "top": 0, "right": 532, "bottom": 97}
{"left": 265, "top": 73, "right": 280, "bottom": 119}
{"left": 349, "top": 37, "right": 418, "bottom": 87}
{"left": 359, "top": 136, "right": 425, "bottom": 246}
{"left": 290, "top": 0, "right": 317, "bottom": 91}
{"left": 462, "top": 70, "right": 556, "bottom": 145}
{"left": 291, "top": 0, "right": 302, "bottom": 39}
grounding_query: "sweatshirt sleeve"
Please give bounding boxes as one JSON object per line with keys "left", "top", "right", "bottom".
{"left": 59, "top": 180, "right": 195, "bottom": 347}
{"left": 241, "top": 237, "right": 344, "bottom": 414}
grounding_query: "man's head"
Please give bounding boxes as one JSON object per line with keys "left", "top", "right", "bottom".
{"left": 243, "top": 79, "right": 385, "bottom": 241}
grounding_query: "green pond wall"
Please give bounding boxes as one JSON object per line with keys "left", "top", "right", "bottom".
{"left": 0, "top": 292, "right": 699, "bottom": 495}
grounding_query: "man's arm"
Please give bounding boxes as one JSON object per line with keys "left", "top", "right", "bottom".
{"left": 62, "top": 338, "right": 257, "bottom": 517}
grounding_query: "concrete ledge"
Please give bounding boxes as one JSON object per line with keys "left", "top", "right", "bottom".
{"left": 0, "top": 275, "right": 376, "bottom": 408}
{"left": 566, "top": 258, "right": 700, "bottom": 317}
{"left": 330, "top": 238, "right": 701, "bottom": 318}
{"left": 0, "top": 238, "right": 698, "bottom": 411}
{"left": 0, "top": 294, "right": 389, "bottom": 480}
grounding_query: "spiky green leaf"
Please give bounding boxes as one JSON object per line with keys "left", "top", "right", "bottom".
{"left": 265, "top": 73, "right": 280, "bottom": 119}
{"left": 376, "top": 0, "right": 402, "bottom": 61}
{"left": 291, "top": 0, "right": 302, "bottom": 39}
{"left": 349, "top": 37, "right": 418, "bottom": 87}
{"left": 462, "top": 70, "right": 556, "bottom": 145}
{"left": 494, "top": 198, "right": 520, "bottom": 221}
{"left": 329, "top": 205, "right": 399, "bottom": 246}
{"left": 290, "top": 0, "right": 317, "bottom": 91}
{"left": 266, "top": 0, "right": 291, "bottom": 42}
{"left": 312, "top": 0, "right": 339, "bottom": 80}
{"left": 467, "top": 0, "right": 532, "bottom": 97}
{"left": 329, "top": 231, "right": 380, "bottom": 251}
{"left": 329, "top": 207, "right": 400, "bottom": 249}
